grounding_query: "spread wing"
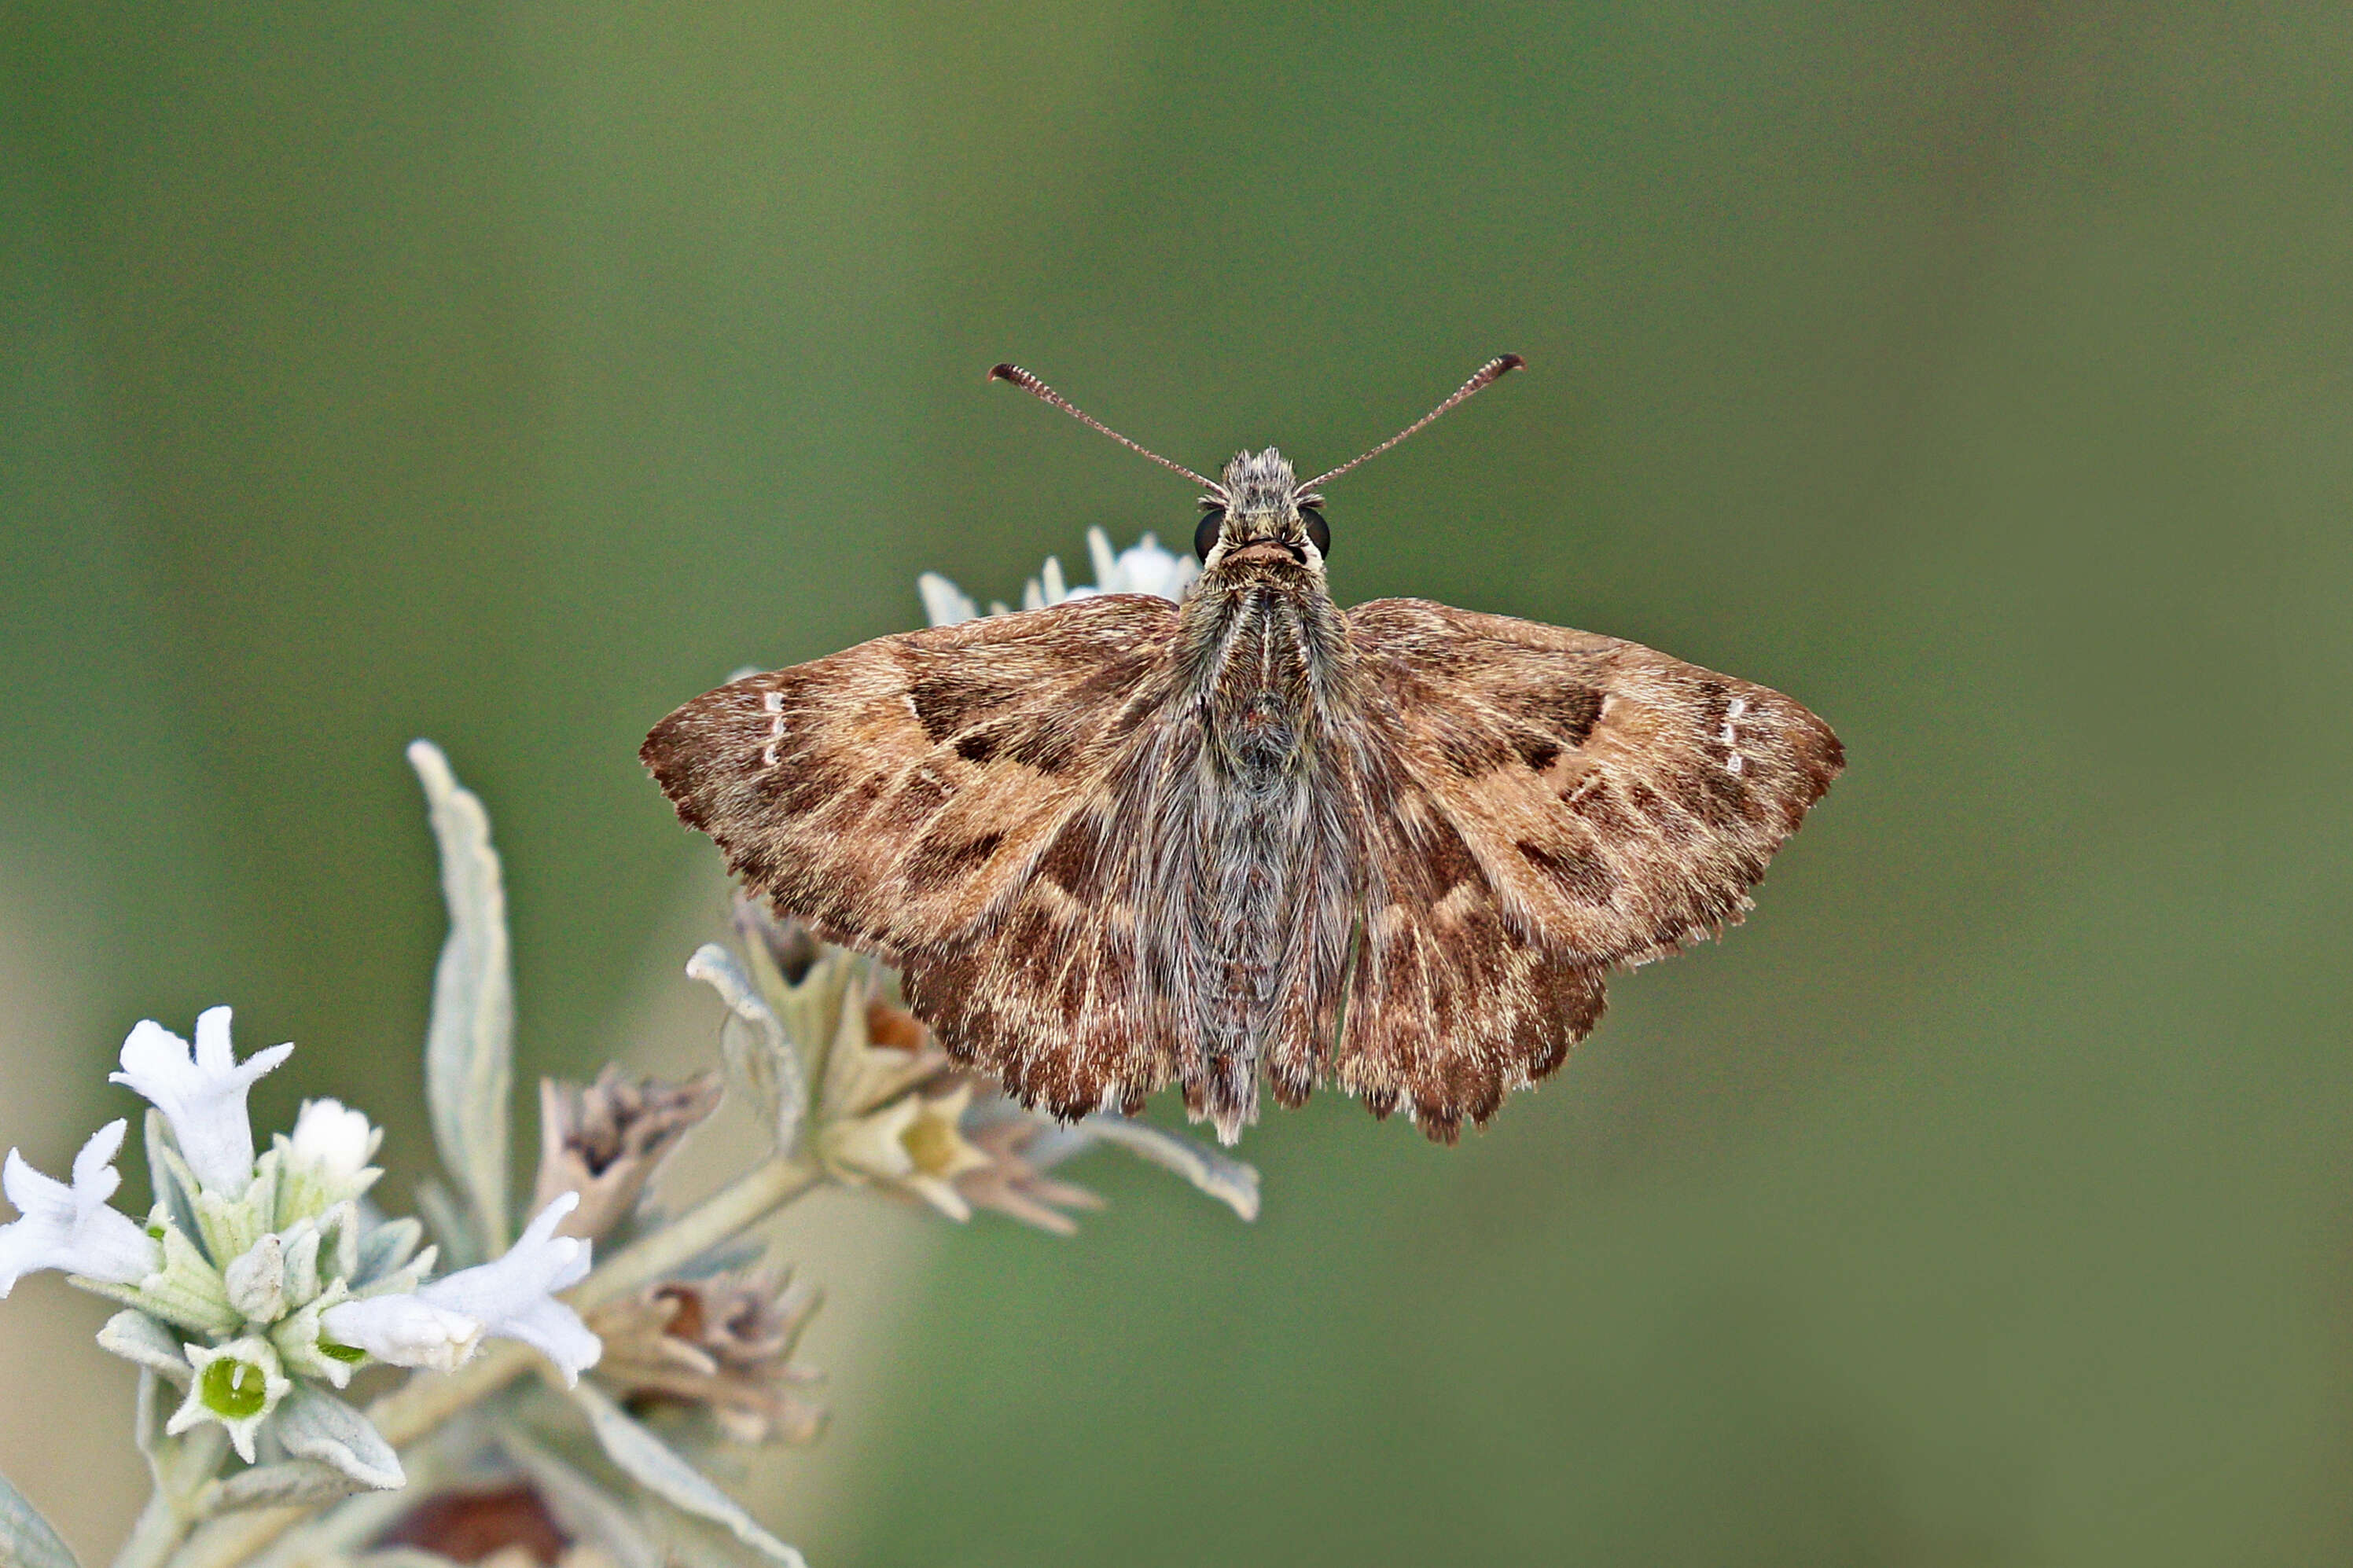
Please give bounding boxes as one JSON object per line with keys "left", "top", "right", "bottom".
{"left": 642, "top": 594, "right": 1186, "bottom": 1116}
{"left": 1332, "top": 598, "right": 1842, "bottom": 1140}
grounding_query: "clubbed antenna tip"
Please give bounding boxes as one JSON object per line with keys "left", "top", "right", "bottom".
{"left": 987, "top": 362, "right": 1218, "bottom": 492}
{"left": 1300, "top": 354, "right": 1525, "bottom": 491}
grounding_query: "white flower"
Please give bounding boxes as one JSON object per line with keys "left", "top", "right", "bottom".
{"left": 169, "top": 1335, "right": 292, "bottom": 1462}
{"left": 278, "top": 1098, "right": 382, "bottom": 1222}
{"left": 1078, "top": 526, "right": 1198, "bottom": 602}
{"left": 319, "top": 1291, "right": 483, "bottom": 1374}
{"left": 917, "top": 572, "right": 980, "bottom": 628}
{"left": 287, "top": 1099, "right": 376, "bottom": 1186}
{"left": 322, "top": 1193, "right": 601, "bottom": 1385}
{"left": 916, "top": 527, "right": 1198, "bottom": 629}
{"left": 112, "top": 1007, "right": 293, "bottom": 1197}
{"left": 0, "top": 1121, "right": 159, "bottom": 1295}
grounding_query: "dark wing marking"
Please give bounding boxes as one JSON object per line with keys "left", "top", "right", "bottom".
{"left": 643, "top": 593, "right": 1184, "bottom": 1117}
{"left": 1333, "top": 598, "right": 1842, "bottom": 1141}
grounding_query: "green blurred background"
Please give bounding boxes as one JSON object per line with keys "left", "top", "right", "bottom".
{"left": 4, "top": 3, "right": 2350, "bottom": 1563}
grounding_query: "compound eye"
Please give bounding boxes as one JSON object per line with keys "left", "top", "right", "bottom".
{"left": 1194, "top": 506, "right": 1226, "bottom": 561}
{"left": 1300, "top": 505, "right": 1330, "bottom": 559}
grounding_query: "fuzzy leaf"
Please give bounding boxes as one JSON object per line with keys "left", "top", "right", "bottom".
{"left": 1079, "top": 1115, "right": 1261, "bottom": 1221}
{"left": 686, "top": 945, "right": 806, "bottom": 1158}
{"left": 200, "top": 1460, "right": 367, "bottom": 1516}
{"left": 98, "top": 1310, "right": 191, "bottom": 1387}
{"left": 410, "top": 739, "right": 515, "bottom": 1257}
{"left": 142, "top": 1111, "right": 202, "bottom": 1252}
{"left": 222, "top": 1232, "right": 288, "bottom": 1322}
{"left": 568, "top": 1382, "right": 806, "bottom": 1568}
{"left": 269, "top": 1385, "right": 404, "bottom": 1491}
{"left": 499, "top": 1428, "right": 663, "bottom": 1568}
{"left": 135, "top": 1369, "right": 230, "bottom": 1504}
{"left": 0, "top": 1468, "right": 76, "bottom": 1568}
{"left": 411, "top": 1178, "right": 480, "bottom": 1272}
{"left": 352, "top": 1216, "right": 426, "bottom": 1287}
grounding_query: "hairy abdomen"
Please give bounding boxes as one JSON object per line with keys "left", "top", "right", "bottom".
{"left": 1151, "top": 585, "right": 1360, "bottom": 1137}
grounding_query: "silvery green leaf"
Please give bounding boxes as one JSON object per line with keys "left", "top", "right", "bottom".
{"left": 686, "top": 944, "right": 806, "bottom": 1158}
{"left": 499, "top": 1428, "right": 662, "bottom": 1568}
{"left": 144, "top": 1111, "right": 202, "bottom": 1253}
{"left": 223, "top": 1232, "right": 288, "bottom": 1322}
{"left": 1079, "top": 1115, "right": 1261, "bottom": 1221}
{"left": 635, "top": 1502, "right": 786, "bottom": 1568}
{"left": 267, "top": 1386, "right": 403, "bottom": 1492}
{"left": 268, "top": 1384, "right": 404, "bottom": 1491}
{"left": 413, "top": 1177, "right": 481, "bottom": 1272}
{"left": 410, "top": 738, "right": 515, "bottom": 1258}
{"left": 352, "top": 1216, "right": 425, "bottom": 1287}
{"left": 568, "top": 1383, "right": 806, "bottom": 1568}
{"left": 0, "top": 1467, "right": 76, "bottom": 1568}
{"left": 134, "top": 1369, "right": 230, "bottom": 1504}
{"left": 280, "top": 1224, "right": 324, "bottom": 1306}
{"left": 197, "top": 1460, "right": 367, "bottom": 1516}
{"left": 98, "top": 1310, "right": 191, "bottom": 1386}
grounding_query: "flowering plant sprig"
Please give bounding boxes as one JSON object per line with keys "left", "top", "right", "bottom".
{"left": 0, "top": 533, "right": 1255, "bottom": 1568}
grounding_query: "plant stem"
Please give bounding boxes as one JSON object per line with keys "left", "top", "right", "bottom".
{"left": 113, "top": 1491, "right": 193, "bottom": 1568}
{"left": 162, "top": 1152, "right": 823, "bottom": 1568}
{"left": 575, "top": 1151, "right": 822, "bottom": 1313}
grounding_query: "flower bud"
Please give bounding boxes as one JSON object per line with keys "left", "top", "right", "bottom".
{"left": 277, "top": 1100, "right": 383, "bottom": 1221}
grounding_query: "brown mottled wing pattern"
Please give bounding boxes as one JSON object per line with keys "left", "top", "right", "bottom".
{"left": 1333, "top": 598, "right": 1842, "bottom": 1140}
{"left": 642, "top": 594, "right": 1186, "bottom": 1114}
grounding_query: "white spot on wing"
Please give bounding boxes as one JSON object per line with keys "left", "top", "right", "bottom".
{"left": 761, "top": 689, "right": 787, "bottom": 767}
{"left": 1719, "top": 696, "right": 1748, "bottom": 774}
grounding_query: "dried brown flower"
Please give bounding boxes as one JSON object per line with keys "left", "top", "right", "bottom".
{"left": 531, "top": 1065, "right": 724, "bottom": 1241}
{"left": 733, "top": 896, "right": 821, "bottom": 986}
{"left": 954, "top": 1114, "right": 1108, "bottom": 1236}
{"left": 586, "top": 1268, "right": 825, "bottom": 1446}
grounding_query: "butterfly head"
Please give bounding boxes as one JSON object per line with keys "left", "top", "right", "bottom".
{"left": 987, "top": 354, "right": 1522, "bottom": 582}
{"left": 1195, "top": 449, "right": 1330, "bottom": 571}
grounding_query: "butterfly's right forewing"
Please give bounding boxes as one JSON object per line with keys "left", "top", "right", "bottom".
{"left": 642, "top": 594, "right": 1180, "bottom": 959}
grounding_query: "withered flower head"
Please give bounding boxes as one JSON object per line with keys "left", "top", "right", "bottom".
{"left": 733, "top": 897, "right": 822, "bottom": 988}
{"left": 822, "top": 1081, "right": 992, "bottom": 1219}
{"left": 531, "top": 1065, "right": 724, "bottom": 1241}
{"left": 586, "top": 1267, "right": 824, "bottom": 1446}
{"left": 954, "top": 1113, "right": 1108, "bottom": 1236}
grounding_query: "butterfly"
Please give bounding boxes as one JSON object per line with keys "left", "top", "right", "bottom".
{"left": 644, "top": 357, "right": 1842, "bottom": 1144}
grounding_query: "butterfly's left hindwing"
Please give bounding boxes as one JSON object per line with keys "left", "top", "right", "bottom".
{"left": 1345, "top": 599, "right": 1843, "bottom": 964}
{"left": 1326, "top": 599, "right": 1842, "bottom": 1140}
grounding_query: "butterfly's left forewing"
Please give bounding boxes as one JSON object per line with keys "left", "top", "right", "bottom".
{"left": 1332, "top": 598, "right": 1841, "bottom": 1139}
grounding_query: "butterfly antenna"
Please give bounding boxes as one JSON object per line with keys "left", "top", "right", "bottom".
{"left": 987, "top": 363, "right": 1219, "bottom": 492}
{"left": 1300, "top": 354, "right": 1525, "bottom": 491}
